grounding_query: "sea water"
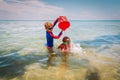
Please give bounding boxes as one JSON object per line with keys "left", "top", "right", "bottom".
{"left": 0, "top": 20, "right": 120, "bottom": 80}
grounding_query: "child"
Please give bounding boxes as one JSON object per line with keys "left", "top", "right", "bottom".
{"left": 58, "top": 36, "right": 71, "bottom": 63}
{"left": 44, "top": 18, "right": 63, "bottom": 66}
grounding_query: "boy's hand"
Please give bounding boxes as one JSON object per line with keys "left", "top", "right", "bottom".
{"left": 60, "top": 30, "right": 63, "bottom": 34}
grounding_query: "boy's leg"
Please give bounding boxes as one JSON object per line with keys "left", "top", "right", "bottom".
{"left": 47, "top": 47, "right": 56, "bottom": 66}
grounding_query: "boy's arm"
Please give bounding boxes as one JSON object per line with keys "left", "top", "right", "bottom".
{"left": 49, "top": 31, "right": 63, "bottom": 39}
{"left": 52, "top": 18, "right": 59, "bottom": 28}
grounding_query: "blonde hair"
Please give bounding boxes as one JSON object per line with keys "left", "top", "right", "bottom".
{"left": 44, "top": 22, "right": 52, "bottom": 29}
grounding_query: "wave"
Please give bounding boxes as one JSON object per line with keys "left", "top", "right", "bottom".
{"left": 76, "top": 34, "right": 120, "bottom": 47}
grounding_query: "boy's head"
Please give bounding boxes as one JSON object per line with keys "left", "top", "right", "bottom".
{"left": 62, "top": 36, "right": 70, "bottom": 44}
{"left": 44, "top": 22, "right": 53, "bottom": 32}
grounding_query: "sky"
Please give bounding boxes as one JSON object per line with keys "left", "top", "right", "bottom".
{"left": 0, "top": 0, "right": 120, "bottom": 20}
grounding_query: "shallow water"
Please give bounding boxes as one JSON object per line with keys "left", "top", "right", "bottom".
{"left": 0, "top": 20, "right": 120, "bottom": 80}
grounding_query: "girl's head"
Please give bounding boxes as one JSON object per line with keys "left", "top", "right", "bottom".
{"left": 62, "top": 36, "right": 70, "bottom": 44}
{"left": 44, "top": 22, "right": 53, "bottom": 32}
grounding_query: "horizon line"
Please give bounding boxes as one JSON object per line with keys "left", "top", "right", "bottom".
{"left": 0, "top": 19, "right": 120, "bottom": 21}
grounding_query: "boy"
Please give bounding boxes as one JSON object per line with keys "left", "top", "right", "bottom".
{"left": 44, "top": 18, "right": 63, "bottom": 66}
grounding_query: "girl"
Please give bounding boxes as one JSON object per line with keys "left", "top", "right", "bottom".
{"left": 58, "top": 36, "right": 71, "bottom": 63}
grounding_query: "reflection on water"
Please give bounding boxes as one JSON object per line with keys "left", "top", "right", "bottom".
{"left": 0, "top": 52, "right": 46, "bottom": 80}
{"left": 0, "top": 47, "right": 120, "bottom": 80}
{"left": 56, "top": 63, "right": 69, "bottom": 80}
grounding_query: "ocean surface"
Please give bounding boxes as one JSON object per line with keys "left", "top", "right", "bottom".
{"left": 0, "top": 20, "right": 120, "bottom": 80}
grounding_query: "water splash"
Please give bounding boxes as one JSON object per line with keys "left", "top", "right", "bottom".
{"left": 70, "top": 43, "right": 87, "bottom": 57}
